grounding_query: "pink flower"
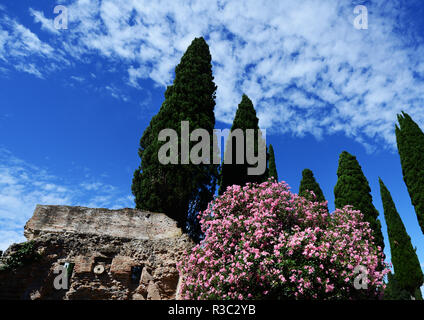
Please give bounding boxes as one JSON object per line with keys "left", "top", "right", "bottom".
{"left": 178, "top": 179, "right": 389, "bottom": 300}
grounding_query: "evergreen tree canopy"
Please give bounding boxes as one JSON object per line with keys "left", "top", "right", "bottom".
{"left": 384, "top": 272, "right": 412, "bottom": 300}
{"left": 218, "top": 94, "right": 268, "bottom": 194}
{"left": 267, "top": 144, "right": 278, "bottom": 181}
{"left": 379, "top": 178, "right": 423, "bottom": 300}
{"left": 132, "top": 37, "right": 218, "bottom": 230}
{"left": 334, "top": 151, "right": 385, "bottom": 253}
{"left": 299, "top": 169, "right": 326, "bottom": 204}
{"left": 395, "top": 111, "right": 424, "bottom": 234}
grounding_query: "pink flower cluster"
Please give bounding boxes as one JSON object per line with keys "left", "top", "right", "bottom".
{"left": 177, "top": 180, "right": 389, "bottom": 300}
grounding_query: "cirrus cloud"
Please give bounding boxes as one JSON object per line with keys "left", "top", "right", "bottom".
{"left": 0, "top": 148, "right": 133, "bottom": 251}
{"left": 2, "top": 0, "right": 424, "bottom": 151}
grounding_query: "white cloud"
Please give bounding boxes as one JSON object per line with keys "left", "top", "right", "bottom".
{"left": 29, "top": 8, "right": 59, "bottom": 34}
{"left": 105, "top": 85, "right": 129, "bottom": 102}
{"left": 40, "top": 0, "right": 421, "bottom": 151}
{"left": 4, "top": 17, "right": 54, "bottom": 57}
{"left": 70, "top": 75, "right": 84, "bottom": 82}
{"left": 80, "top": 182, "right": 103, "bottom": 191}
{"left": 0, "top": 13, "right": 63, "bottom": 78}
{"left": 15, "top": 63, "right": 44, "bottom": 78}
{"left": 1, "top": 1, "right": 424, "bottom": 151}
{"left": 0, "top": 148, "right": 133, "bottom": 251}
{"left": 0, "top": 230, "right": 25, "bottom": 254}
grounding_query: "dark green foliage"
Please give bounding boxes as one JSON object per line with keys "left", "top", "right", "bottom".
{"left": 395, "top": 112, "right": 424, "bottom": 234}
{"left": 267, "top": 144, "right": 278, "bottom": 181}
{"left": 334, "top": 151, "right": 385, "bottom": 253}
{"left": 132, "top": 37, "right": 218, "bottom": 230}
{"left": 384, "top": 273, "right": 423, "bottom": 300}
{"left": 0, "top": 241, "right": 41, "bottom": 271}
{"left": 299, "top": 169, "right": 326, "bottom": 204}
{"left": 218, "top": 94, "right": 268, "bottom": 194}
{"left": 415, "top": 288, "right": 424, "bottom": 300}
{"left": 384, "top": 272, "right": 412, "bottom": 300}
{"left": 379, "top": 178, "right": 423, "bottom": 299}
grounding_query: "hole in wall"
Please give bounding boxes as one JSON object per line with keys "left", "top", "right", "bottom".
{"left": 131, "top": 266, "right": 143, "bottom": 284}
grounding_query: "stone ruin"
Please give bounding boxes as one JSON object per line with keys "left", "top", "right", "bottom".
{"left": 0, "top": 205, "right": 194, "bottom": 300}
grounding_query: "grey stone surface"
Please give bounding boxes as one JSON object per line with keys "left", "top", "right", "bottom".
{"left": 24, "top": 205, "right": 182, "bottom": 241}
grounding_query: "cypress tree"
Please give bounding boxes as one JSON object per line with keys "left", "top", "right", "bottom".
{"left": 267, "top": 144, "right": 278, "bottom": 181}
{"left": 334, "top": 151, "right": 385, "bottom": 254}
{"left": 395, "top": 111, "right": 424, "bottom": 234}
{"left": 379, "top": 178, "right": 423, "bottom": 300}
{"left": 132, "top": 37, "right": 218, "bottom": 231}
{"left": 299, "top": 169, "right": 326, "bottom": 203}
{"left": 384, "top": 272, "right": 411, "bottom": 300}
{"left": 218, "top": 94, "right": 267, "bottom": 194}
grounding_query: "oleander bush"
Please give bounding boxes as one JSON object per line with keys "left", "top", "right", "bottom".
{"left": 178, "top": 179, "right": 389, "bottom": 300}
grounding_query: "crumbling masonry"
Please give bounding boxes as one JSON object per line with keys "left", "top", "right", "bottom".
{"left": 0, "top": 205, "right": 194, "bottom": 300}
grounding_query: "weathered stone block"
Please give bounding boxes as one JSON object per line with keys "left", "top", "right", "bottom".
{"left": 74, "top": 256, "right": 94, "bottom": 274}
{"left": 147, "top": 281, "right": 161, "bottom": 300}
{"left": 25, "top": 205, "right": 183, "bottom": 240}
{"left": 140, "top": 267, "right": 153, "bottom": 285}
{"left": 132, "top": 293, "right": 145, "bottom": 300}
{"left": 110, "top": 256, "right": 134, "bottom": 276}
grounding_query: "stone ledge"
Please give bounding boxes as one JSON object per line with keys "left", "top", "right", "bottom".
{"left": 24, "top": 205, "right": 183, "bottom": 241}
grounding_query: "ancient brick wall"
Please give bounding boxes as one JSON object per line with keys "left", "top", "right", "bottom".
{"left": 0, "top": 205, "right": 194, "bottom": 300}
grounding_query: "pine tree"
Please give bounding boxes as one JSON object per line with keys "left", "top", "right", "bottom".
{"left": 299, "top": 169, "right": 326, "bottom": 204}
{"left": 267, "top": 144, "right": 278, "bottom": 181}
{"left": 395, "top": 111, "right": 424, "bottom": 234}
{"left": 132, "top": 37, "right": 218, "bottom": 231}
{"left": 218, "top": 94, "right": 267, "bottom": 194}
{"left": 379, "top": 178, "right": 423, "bottom": 300}
{"left": 334, "top": 151, "right": 385, "bottom": 254}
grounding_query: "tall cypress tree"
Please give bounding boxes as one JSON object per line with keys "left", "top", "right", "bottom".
{"left": 395, "top": 112, "right": 424, "bottom": 234}
{"left": 218, "top": 94, "right": 267, "bottom": 194}
{"left": 267, "top": 144, "right": 278, "bottom": 181}
{"left": 299, "top": 169, "right": 326, "bottom": 203}
{"left": 132, "top": 37, "right": 218, "bottom": 231}
{"left": 384, "top": 272, "right": 412, "bottom": 300}
{"left": 379, "top": 178, "right": 423, "bottom": 300}
{"left": 334, "top": 151, "right": 385, "bottom": 254}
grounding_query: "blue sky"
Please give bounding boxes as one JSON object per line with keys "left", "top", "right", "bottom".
{"left": 0, "top": 0, "right": 424, "bottom": 289}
